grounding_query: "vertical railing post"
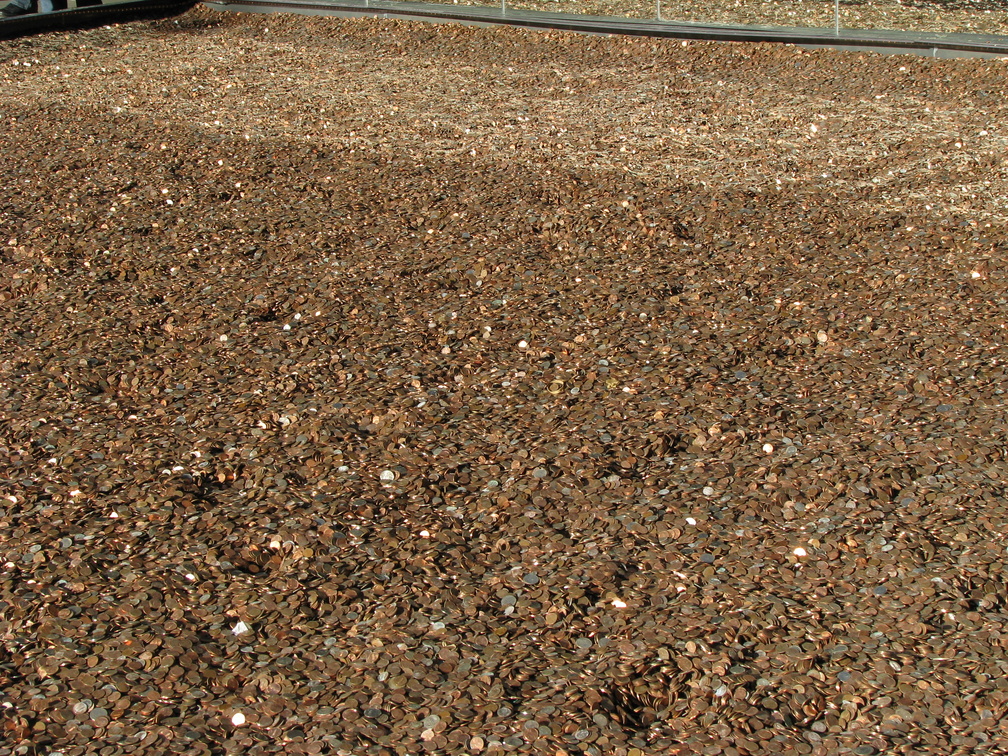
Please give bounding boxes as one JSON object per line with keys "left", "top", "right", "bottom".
{"left": 834, "top": 0, "right": 840, "bottom": 34}
{"left": 656, "top": 0, "right": 661, "bottom": 21}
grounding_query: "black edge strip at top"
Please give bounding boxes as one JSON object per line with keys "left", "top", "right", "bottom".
{"left": 0, "top": 0, "right": 197, "bottom": 39}
{"left": 207, "top": 0, "right": 1008, "bottom": 55}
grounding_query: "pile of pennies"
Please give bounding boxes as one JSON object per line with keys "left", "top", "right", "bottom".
{"left": 1, "top": 9, "right": 1006, "bottom": 756}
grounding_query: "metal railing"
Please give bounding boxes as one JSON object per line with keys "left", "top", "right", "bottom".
{"left": 408, "top": 0, "right": 1008, "bottom": 40}
{"left": 205, "top": 0, "right": 1008, "bottom": 56}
